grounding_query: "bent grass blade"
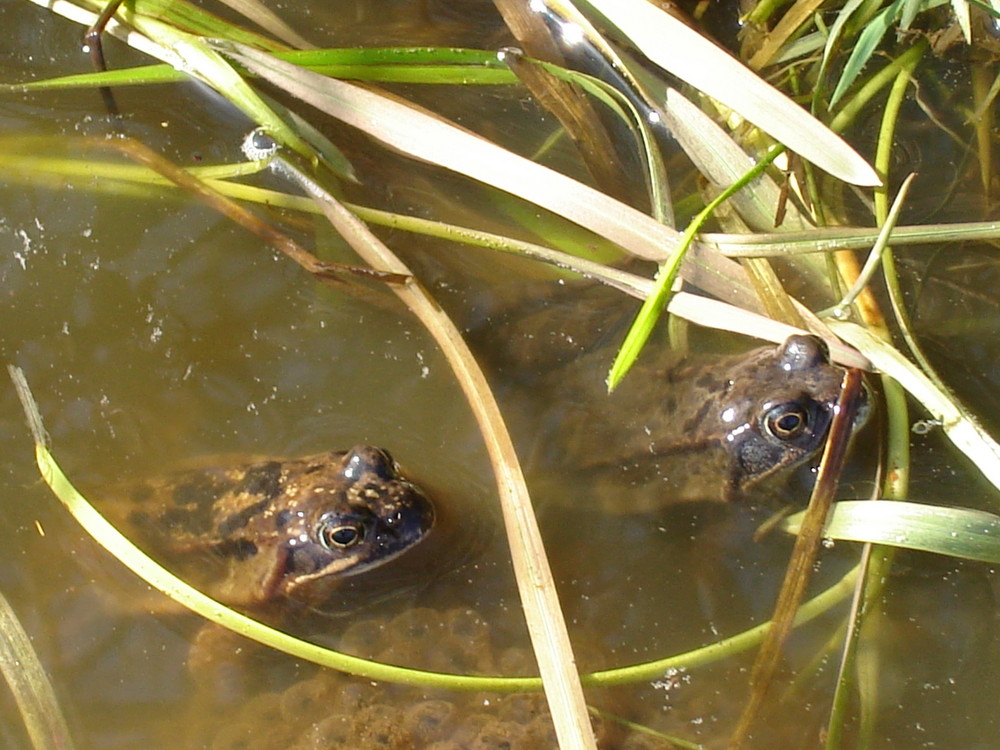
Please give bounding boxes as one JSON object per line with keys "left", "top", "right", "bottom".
{"left": 260, "top": 152, "right": 597, "bottom": 750}
{"left": 576, "top": 0, "right": 879, "bottom": 186}
{"left": 829, "top": 320, "right": 1000, "bottom": 496}
{"left": 0, "top": 587, "right": 75, "bottom": 750}
{"left": 784, "top": 500, "right": 1000, "bottom": 563}
{"left": 8, "top": 364, "right": 862, "bottom": 693}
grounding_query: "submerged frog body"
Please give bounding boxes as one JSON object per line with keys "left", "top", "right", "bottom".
{"left": 118, "top": 445, "right": 435, "bottom": 608}
{"left": 550, "top": 334, "right": 858, "bottom": 508}
{"left": 480, "top": 296, "right": 867, "bottom": 510}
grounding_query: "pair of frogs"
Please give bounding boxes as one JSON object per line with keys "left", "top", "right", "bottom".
{"left": 109, "top": 302, "right": 864, "bottom": 612}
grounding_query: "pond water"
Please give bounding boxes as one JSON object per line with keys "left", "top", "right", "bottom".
{"left": 1, "top": 1, "right": 999, "bottom": 748}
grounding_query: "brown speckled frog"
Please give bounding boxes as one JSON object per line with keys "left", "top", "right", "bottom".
{"left": 478, "top": 292, "right": 867, "bottom": 511}
{"left": 550, "top": 334, "right": 862, "bottom": 510}
{"left": 116, "top": 445, "right": 435, "bottom": 608}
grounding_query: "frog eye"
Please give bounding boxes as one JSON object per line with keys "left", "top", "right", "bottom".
{"left": 764, "top": 402, "right": 810, "bottom": 439}
{"left": 318, "top": 519, "right": 366, "bottom": 549}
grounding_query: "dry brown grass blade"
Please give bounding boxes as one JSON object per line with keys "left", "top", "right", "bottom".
{"left": 215, "top": 42, "right": 680, "bottom": 261}
{"left": 87, "top": 137, "right": 406, "bottom": 287}
{"left": 728, "top": 368, "right": 866, "bottom": 749}
{"left": 263, "top": 152, "right": 597, "bottom": 750}
{"left": 493, "top": 2, "right": 633, "bottom": 204}
{"left": 747, "top": 0, "right": 827, "bottom": 69}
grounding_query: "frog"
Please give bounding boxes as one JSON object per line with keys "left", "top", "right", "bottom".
{"left": 473, "top": 287, "right": 868, "bottom": 511}
{"left": 115, "top": 445, "right": 436, "bottom": 609}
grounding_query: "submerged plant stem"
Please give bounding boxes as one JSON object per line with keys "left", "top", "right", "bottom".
{"left": 262, "top": 153, "right": 597, "bottom": 750}
{"left": 0, "top": 582, "right": 75, "bottom": 750}
{"left": 9, "top": 366, "right": 861, "bottom": 694}
{"left": 730, "top": 369, "right": 866, "bottom": 749}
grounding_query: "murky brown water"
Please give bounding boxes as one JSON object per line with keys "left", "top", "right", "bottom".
{"left": 2, "top": 1, "right": 1000, "bottom": 748}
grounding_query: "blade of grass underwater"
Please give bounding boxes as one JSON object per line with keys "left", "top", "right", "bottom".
{"left": 262, "top": 151, "right": 598, "bottom": 750}
{"left": 576, "top": 0, "right": 880, "bottom": 186}
{"left": 215, "top": 42, "right": 685, "bottom": 264}
{"left": 702, "top": 221, "right": 1000, "bottom": 256}
{"left": 829, "top": 320, "right": 1000, "bottom": 495}
{"left": 0, "top": 587, "right": 75, "bottom": 750}
{"left": 210, "top": 0, "right": 315, "bottom": 49}
{"left": 784, "top": 501, "right": 1000, "bottom": 562}
{"left": 11, "top": 362, "right": 863, "bottom": 694}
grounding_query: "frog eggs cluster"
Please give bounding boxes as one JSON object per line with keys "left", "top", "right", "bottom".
{"left": 207, "top": 607, "right": 676, "bottom": 750}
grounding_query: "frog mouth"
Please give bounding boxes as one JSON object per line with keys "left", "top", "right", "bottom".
{"left": 353, "top": 498, "right": 437, "bottom": 575}
{"left": 270, "top": 495, "right": 435, "bottom": 602}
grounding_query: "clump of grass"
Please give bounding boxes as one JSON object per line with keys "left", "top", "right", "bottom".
{"left": 5, "top": 0, "right": 1000, "bottom": 747}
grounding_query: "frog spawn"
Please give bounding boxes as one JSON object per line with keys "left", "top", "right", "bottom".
{"left": 204, "top": 607, "right": 680, "bottom": 750}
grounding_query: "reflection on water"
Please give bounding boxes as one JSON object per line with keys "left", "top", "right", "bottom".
{"left": 1, "top": 0, "right": 1000, "bottom": 748}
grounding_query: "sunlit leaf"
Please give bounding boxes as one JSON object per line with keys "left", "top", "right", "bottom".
{"left": 784, "top": 501, "right": 1000, "bottom": 562}
{"left": 829, "top": 0, "right": 906, "bottom": 106}
{"left": 215, "top": 43, "right": 685, "bottom": 265}
{"left": 574, "top": 0, "right": 880, "bottom": 186}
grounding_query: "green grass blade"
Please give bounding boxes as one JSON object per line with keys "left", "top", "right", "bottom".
{"left": 606, "top": 145, "right": 784, "bottom": 390}
{"left": 2, "top": 46, "right": 512, "bottom": 92}
{"left": 829, "top": 0, "right": 907, "bottom": 106}
{"left": 577, "top": 0, "right": 880, "bottom": 186}
{"left": 784, "top": 501, "right": 1000, "bottom": 562}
